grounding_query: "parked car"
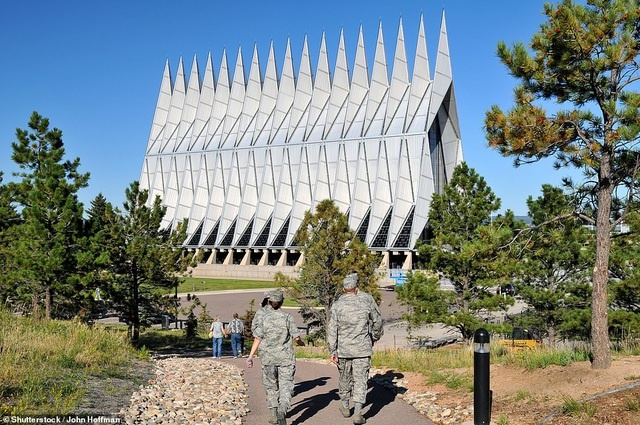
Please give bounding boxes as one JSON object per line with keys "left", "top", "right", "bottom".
{"left": 501, "top": 284, "right": 516, "bottom": 296}
{"left": 90, "top": 300, "right": 108, "bottom": 319}
{"left": 118, "top": 308, "right": 176, "bottom": 326}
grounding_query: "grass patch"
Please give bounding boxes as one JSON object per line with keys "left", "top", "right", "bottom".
{"left": 176, "top": 277, "right": 302, "bottom": 306}
{"left": 428, "top": 370, "right": 472, "bottom": 390}
{"left": 497, "top": 344, "right": 591, "bottom": 370}
{"left": 372, "top": 346, "right": 473, "bottom": 374}
{"left": 561, "top": 395, "right": 597, "bottom": 419}
{"left": 295, "top": 346, "right": 330, "bottom": 359}
{"left": 136, "top": 328, "right": 212, "bottom": 352}
{"left": 614, "top": 339, "right": 640, "bottom": 356}
{"left": 0, "top": 309, "right": 148, "bottom": 416}
{"left": 495, "top": 413, "right": 509, "bottom": 425}
{"left": 177, "top": 277, "right": 274, "bottom": 293}
{"left": 561, "top": 395, "right": 583, "bottom": 416}
{"left": 514, "top": 389, "right": 531, "bottom": 402}
{"left": 282, "top": 298, "right": 302, "bottom": 308}
{"left": 626, "top": 395, "right": 640, "bottom": 412}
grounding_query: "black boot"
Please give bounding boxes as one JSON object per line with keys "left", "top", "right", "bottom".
{"left": 268, "top": 407, "right": 278, "bottom": 424}
{"left": 352, "top": 402, "right": 366, "bottom": 424}
{"left": 276, "top": 412, "right": 287, "bottom": 425}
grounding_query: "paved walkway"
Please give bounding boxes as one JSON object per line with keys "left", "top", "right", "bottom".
{"left": 218, "top": 356, "right": 435, "bottom": 425}
{"left": 117, "top": 288, "right": 467, "bottom": 424}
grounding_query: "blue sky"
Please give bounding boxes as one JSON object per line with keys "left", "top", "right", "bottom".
{"left": 0, "top": 0, "right": 569, "bottom": 216}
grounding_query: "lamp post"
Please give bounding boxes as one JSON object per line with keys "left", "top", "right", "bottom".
{"left": 474, "top": 328, "right": 491, "bottom": 425}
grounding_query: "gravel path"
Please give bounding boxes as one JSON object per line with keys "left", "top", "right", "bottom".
{"left": 119, "top": 357, "right": 248, "bottom": 424}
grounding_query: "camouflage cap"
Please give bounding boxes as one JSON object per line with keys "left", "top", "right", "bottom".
{"left": 343, "top": 273, "right": 359, "bottom": 290}
{"left": 269, "top": 290, "right": 284, "bottom": 302}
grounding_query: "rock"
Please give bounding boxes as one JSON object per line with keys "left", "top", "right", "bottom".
{"left": 120, "top": 357, "right": 248, "bottom": 424}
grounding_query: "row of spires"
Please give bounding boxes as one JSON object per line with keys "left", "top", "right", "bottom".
{"left": 144, "top": 12, "right": 452, "bottom": 156}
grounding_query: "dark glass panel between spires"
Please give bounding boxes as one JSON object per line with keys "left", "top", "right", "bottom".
{"left": 272, "top": 216, "right": 290, "bottom": 247}
{"left": 203, "top": 221, "right": 220, "bottom": 246}
{"left": 355, "top": 208, "right": 371, "bottom": 242}
{"left": 219, "top": 219, "right": 237, "bottom": 246}
{"left": 185, "top": 220, "right": 204, "bottom": 246}
{"left": 371, "top": 208, "right": 392, "bottom": 248}
{"left": 393, "top": 206, "right": 415, "bottom": 248}
{"left": 254, "top": 216, "right": 272, "bottom": 247}
{"left": 237, "top": 218, "right": 254, "bottom": 247}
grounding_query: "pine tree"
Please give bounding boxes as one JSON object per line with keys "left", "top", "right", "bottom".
{"left": 286, "top": 199, "right": 381, "bottom": 339}
{"left": 608, "top": 208, "right": 640, "bottom": 340}
{"left": 102, "top": 181, "right": 188, "bottom": 341}
{"left": 0, "top": 172, "right": 21, "bottom": 305}
{"left": 398, "top": 163, "right": 518, "bottom": 340}
{"left": 518, "top": 185, "right": 591, "bottom": 347}
{"left": 75, "top": 193, "right": 116, "bottom": 320}
{"left": 8, "top": 112, "right": 89, "bottom": 320}
{"left": 484, "top": 0, "right": 640, "bottom": 368}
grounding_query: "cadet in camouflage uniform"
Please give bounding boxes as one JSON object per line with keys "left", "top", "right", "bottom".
{"left": 327, "top": 273, "right": 384, "bottom": 425}
{"left": 247, "top": 290, "right": 304, "bottom": 425}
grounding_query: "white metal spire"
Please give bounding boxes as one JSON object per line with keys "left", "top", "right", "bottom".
{"left": 140, "top": 15, "right": 463, "bottom": 254}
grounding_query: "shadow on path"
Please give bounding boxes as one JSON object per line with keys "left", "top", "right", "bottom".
{"left": 289, "top": 386, "right": 339, "bottom": 425}
{"left": 149, "top": 347, "right": 213, "bottom": 359}
{"left": 294, "top": 376, "right": 330, "bottom": 395}
{"left": 364, "top": 371, "right": 406, "bottom": 420}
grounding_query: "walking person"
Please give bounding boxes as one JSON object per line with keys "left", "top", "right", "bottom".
{"left": 327, "top": 273, "right": 384, "bottom": 425}
{"left": 210, "top": 315, "right": 227, "bottom": 358}
{"left": 227, "top": 312, "right": 245, "bottom": 358}
{"left": 246, "top": 290, "right": 304, "bottom": 425}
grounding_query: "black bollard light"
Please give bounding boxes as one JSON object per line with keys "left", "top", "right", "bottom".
{"left": 474, "top": 328, "right": 491, "bottom": 425}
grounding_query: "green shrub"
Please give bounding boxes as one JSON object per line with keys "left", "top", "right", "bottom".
{"left": 561, "top": 395, "right": 597, "bottom": 419}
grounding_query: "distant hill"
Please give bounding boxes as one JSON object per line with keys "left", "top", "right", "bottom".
{"left": 492, "top": 215, "right": 533, "bottom": 225}
{"left": 516, "top": 216, "right": 533, "bottom": 225}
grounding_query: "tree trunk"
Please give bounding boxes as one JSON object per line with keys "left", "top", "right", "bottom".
{"left": 548, "top": 326, "right": 556, "bottom": 349}
{"left": 32, "top": 292, "right": 40, "bottom": 322}
{"left": 45, "top": 285, "right": 51, "bottom": 320}
{"left": 132, "top": 266, "right": 140, "bottom": 342}
{"left": 323, "top": 305, "right": 331, "bottom": 344}
{"left": 591, "top": 156, "right": 613, "bottom": 369}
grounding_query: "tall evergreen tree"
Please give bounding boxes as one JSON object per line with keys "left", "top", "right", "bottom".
{"left": 7, "top": 112, "right": 89, "bottom": 320}
{"left": 518, "top": 185, "right": 591, "bottom": 347}
{"left": 285, "top": 199, "right": 381, "bottom": 339}
{"left": 484, "top": 0, "right": 640, "bottom": 368}
{"left": 75, "top": 193, "right": 115, "bottom": 318}
{"left": 86, "top": 193, "right": 109, "bottom": 235}
{"left": 608, "top": 208, "right": 640, "bottom": 340}
{"left": 0, "top": 172, "right": 21, "bottom": 304}
{"left": 398, "top": 163, "right": 518, "bottom": 340}
{"left": 102, "top": 181, "right": 188, "bottom": 341}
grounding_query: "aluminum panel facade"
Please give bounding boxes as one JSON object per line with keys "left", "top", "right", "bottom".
{"left": 140, "top": 13, "right": 462, "bottom": 255}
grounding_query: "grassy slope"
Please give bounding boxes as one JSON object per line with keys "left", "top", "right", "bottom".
{"left": 0, "top": 310, "right": 152, "bottom": 416}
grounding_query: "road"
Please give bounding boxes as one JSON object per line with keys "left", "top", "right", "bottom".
{"left": 177, "top": 287, "right": 460, "bottom": 349}
{"left": 99, "top": 286, "right": 526, "bottom": 348}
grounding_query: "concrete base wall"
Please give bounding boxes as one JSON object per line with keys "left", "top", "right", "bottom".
{"left": 189, "top": 263, "right": 399, "bottom": 287}
{"left": 188, "top": 263, "right": 300, "bottom": 281}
